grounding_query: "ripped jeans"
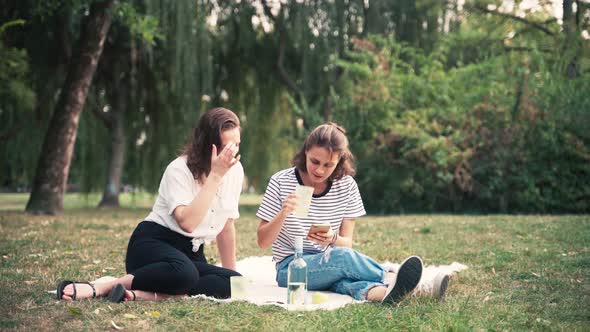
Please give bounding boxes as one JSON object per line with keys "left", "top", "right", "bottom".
{"left": 276, "top": 247, "right": 386, "bottom": 300}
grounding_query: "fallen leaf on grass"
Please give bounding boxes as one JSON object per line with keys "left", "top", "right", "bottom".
{"left": 492, "top": 267, "right": 496, "bottom": 275}
{"left": 532, "top": 272, "right": 541, "bottom": 277}
{"left": 93, "top": 308, "right": 101, "bottom": 315}
{"left": 145, "top": 311, "right": 161, "bottom": 318}
{"left": 123, "top": 314, "right": 137, "bottom": 319}
{"left": 111, "top": 320, "right": 124, "bottom": 330}
{"left": 67, "top": 306, "right": 82, "bottom": 315}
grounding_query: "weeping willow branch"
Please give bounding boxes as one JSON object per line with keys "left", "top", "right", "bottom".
{"left": 469, "top": 4, "right": 555, "bottom": 36}
{"left": 277, "top": 30, "right": 302, "bottom": 97}
{"left": 503, "top": 46, "right": 553, "bottom": 53}
{"left": 260, "top": 0, "right": 303, "bottom": 99}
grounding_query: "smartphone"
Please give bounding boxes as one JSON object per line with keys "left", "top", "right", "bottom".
{"left": 308, "top": 224, "right": 331, "bottom": 235}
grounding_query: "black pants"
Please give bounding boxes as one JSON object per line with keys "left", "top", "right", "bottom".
{"left": 125, "top": 221, "right": 240, "bottom": 298}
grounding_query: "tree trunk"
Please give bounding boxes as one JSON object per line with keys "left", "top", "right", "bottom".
{"left": 25, "top": 0, "right": 114, "bottom": 215}
{"left": 98, "top": 90, "right": 127, "bottom": 208}
{"left": 563, "top": 0, "right": 579, "bottom": 78}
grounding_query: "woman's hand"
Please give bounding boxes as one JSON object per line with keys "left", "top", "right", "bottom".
{"left": 279, "top": 193, "right": 298, "bottom": 218}
{"left": 210, "top": 143, "right": 240, "bottom": 178}
{"left": 307, "top": 228, "right": 335, "bottom": 247}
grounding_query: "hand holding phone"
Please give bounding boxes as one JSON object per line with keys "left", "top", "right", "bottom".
{"left": 307, "top": 224, "right": 331, "bottom": 235}
{"left": 307, "top": 224, "right": 333, "bottom": 247}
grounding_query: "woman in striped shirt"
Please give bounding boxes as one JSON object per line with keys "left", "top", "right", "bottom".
{"left": 256, "top": 123, "right": 423, "bottom": 304}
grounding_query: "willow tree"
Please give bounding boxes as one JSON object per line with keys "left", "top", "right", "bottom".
{"left": 122, "top": 0, "right": 214, "bottom": 191}
{"left": 193, "top": 0, "right": 456, "bottom": 190}
{"left": 70, "top": 0, "right": 215, "bottom": 205}
{"left": 26, "top": 0, "right": 114, "bottom": 215}
{"left": 90, "top": 19, "right": 134, "bottom": 207}
{"left": 0, "top": 2, "right": 77, "bottom": 193}
{"left": 2, "top": 0, "right": 468, "bottom": 199}
{"left": 207, "top": 1, "right": 294, "bottom": 189}
{"left": 559, "top": 0, "right": 587, "bottom": 78}
{"left": 253, "top": 0, "right": 453, "bottom": 126}
{"left": 79, "top": 2, "right": 166, "bottom": 207}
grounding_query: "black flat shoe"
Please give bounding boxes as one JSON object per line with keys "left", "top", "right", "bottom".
{"left": 108, "top": 283, "right": 136, "bottom": 303}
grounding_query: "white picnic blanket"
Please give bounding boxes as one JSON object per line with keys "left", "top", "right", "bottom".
{"left": 192, "top": 256, "right": 359, "bottom": 311}
{"left": 56, "top": 256, "right": 468, "bottom": 311}
{"left": 192, "top": 256, "right": 468, "bottom": 311}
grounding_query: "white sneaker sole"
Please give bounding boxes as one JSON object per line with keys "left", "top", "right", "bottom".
{"left": 434, "top": 274, "right": 450, "bottom": 301}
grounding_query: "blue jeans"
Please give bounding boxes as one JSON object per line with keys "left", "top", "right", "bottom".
{"left": 276, "top": 247, "right": 386, "bottom": 300}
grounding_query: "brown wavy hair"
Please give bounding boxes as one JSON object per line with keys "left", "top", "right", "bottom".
{"left": 292, "top": 122, "right": 356, "bottom": 181}
{"left": 183, "top": 107, "right": 240, "bottom": 183}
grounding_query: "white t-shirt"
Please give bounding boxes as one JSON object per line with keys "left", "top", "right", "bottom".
{"left": 256, "top": 167, "right": 366, "bottom": 263}
{"left": 145, "top": 155, "right": 244, "bottom": 248}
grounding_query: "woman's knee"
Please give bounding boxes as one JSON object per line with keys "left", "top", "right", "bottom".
{"left": 167, "top": 261, "right": 200, "bottom": 294}
{"left": 332, "top": 247, "right": 355, "bottom": 258}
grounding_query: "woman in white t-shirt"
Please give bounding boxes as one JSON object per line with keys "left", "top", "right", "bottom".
{"left": 256, "top": 123, "right": 423, "bottom": 305}
{"left": 57, "top": 107, "right": 244, "bottom": 302}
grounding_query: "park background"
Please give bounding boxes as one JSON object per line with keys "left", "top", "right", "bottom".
{"left": 0, "top": 0, "right": 589, "bottom": 331}
{"left": 1, "top": 0, "right": 588, "bottom": 214}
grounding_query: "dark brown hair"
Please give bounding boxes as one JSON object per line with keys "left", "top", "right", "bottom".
{"left": 292, "top": 122, "right": 356, "bottom": 181}
{"left": 183, "top": 107, "right": 240, "bottom": 183}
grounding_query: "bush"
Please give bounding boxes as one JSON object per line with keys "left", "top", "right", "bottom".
{"left": 334, "top": 36, "right": 590, "bottom": 213}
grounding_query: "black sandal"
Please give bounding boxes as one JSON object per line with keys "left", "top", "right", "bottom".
{"left": 108, "top": 283, "right": 136, "bottom": 303}
{"left": 56, "top": 280, "right": 96, "bottom": 300}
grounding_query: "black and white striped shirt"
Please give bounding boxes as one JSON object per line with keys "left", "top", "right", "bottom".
{"left": 256, "top": 167, "right": 366, "bottom": 263}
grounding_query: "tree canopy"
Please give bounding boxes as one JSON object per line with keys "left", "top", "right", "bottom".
{"left": 1, "top": 0, "right": 588, "bottom": 213}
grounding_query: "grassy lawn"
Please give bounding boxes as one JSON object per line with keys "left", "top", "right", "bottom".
{"left": 1, "top": 193, "right": 588, "bottom": 331}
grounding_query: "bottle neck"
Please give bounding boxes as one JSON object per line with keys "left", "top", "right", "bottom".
{"left": 293, "top": 236, "right": 303, "bottom": 259}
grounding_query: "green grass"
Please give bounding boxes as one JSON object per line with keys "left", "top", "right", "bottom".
{"left": 1, "top": 193, "right": 589, "bottom": 331}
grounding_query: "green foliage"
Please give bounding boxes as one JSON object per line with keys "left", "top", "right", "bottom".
{"left": 0, "top": 41, "right": 34, "bottom": 115}
{"left": 0, "top": 20, "right": 36, "bottom": 189}
{"left": 30, "top": 0, "right": 85, "bottom": 21}
{"left": 2, "top": 0, "right": 588, "bottom": 214}
{"left": 114, "top": 2, "right": 163, "bottom": 45}
{"left": 0, "top": 20, "right": 34, "bottom": 114}
{"left": 335, "top": 36, "right": 590, "bottom": 213}
{"left": 0, "top": 19, "right": 25, "bottom": 34}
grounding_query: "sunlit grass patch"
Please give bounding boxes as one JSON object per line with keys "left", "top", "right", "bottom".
{"left": 0, "top": 193, "right": 588, "bottom": 331}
